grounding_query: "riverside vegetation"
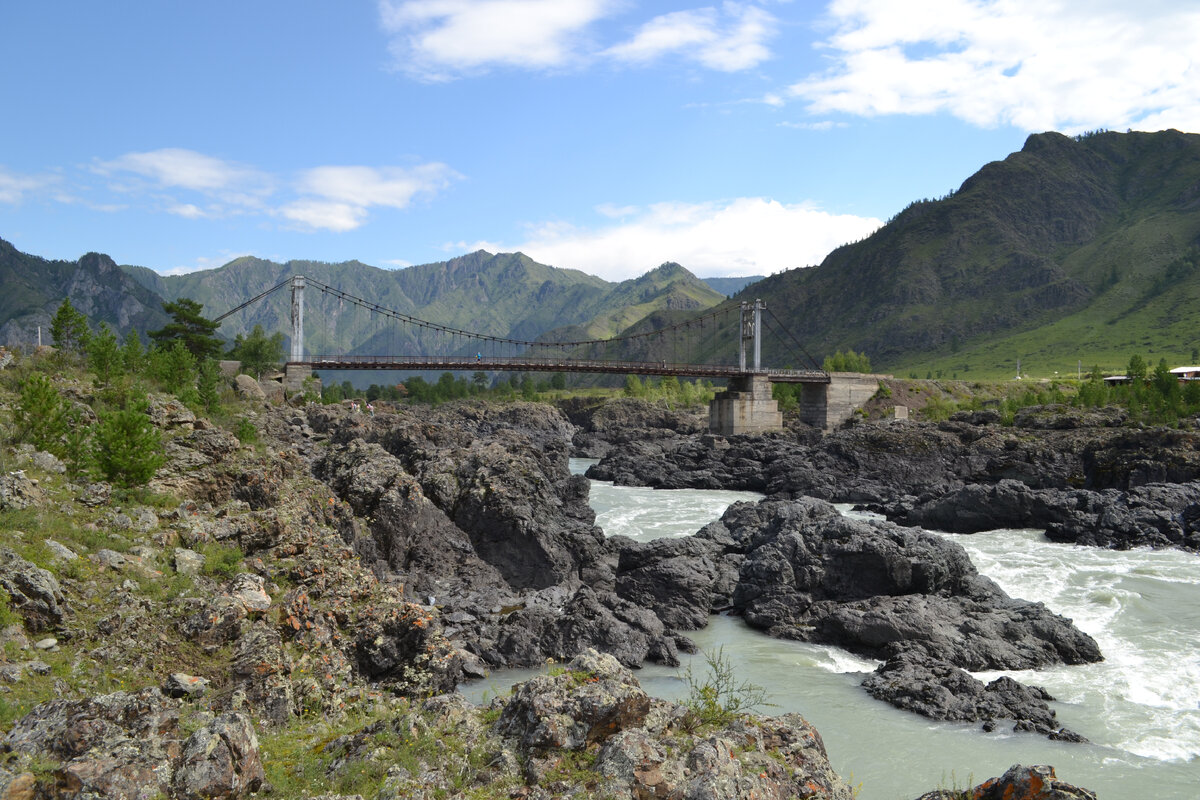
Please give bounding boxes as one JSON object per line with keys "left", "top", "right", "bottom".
{"left": 0, "top": 326, "right": 1104, "bottom": 798}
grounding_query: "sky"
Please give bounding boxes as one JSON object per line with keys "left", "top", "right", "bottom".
{"left": 2, "top": 1, "right": 1200, "bottom": 283}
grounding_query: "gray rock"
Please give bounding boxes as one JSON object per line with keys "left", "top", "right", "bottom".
{"left": 494, "top": 649, "right": 651, "bottom": 750}
{"left": 173, "top": 712, "right": 265, "bottom": 799}
{"left": 0, "top": 547, "right": 66, "bottom": 632}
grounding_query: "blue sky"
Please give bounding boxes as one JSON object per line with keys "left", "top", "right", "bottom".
{"left": 2, "top": 1, "right": 1199, "bottom": 282}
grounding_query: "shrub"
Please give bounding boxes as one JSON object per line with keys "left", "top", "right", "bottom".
{"left": 681, "top": 646, "right": 772, "bottom": 730}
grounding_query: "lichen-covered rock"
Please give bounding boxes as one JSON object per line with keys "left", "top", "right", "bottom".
{"left": 914, "top": 764, "right": 1097, "bottom": 800}
{"left": 173, "top": 712, "right": 265, "bottom": 800}
{"left": 494, "top": 649, "right": 651, "bottom": 750}
{"left": 0, "top": 471, "right": 44, "bottom": 511}
{"left": 0, "top": 546, "right": 66, "bottom": 632}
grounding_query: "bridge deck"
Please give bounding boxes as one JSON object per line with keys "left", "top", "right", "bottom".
{"left": 291, "top": 355, "right": 830, "bottom": 383}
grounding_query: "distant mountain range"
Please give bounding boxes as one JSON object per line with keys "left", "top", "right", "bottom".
{"left": 0, "top": 243, "right": 729, "bottom": 363}
{"left": 5, "top": 129, "right": 1200, "bottom": 381}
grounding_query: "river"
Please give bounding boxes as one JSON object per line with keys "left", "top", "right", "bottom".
{"left": 463, "top": 459, "right": 1200, "bottom": 799}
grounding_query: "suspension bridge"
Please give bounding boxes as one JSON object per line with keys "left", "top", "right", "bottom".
{"left": 215, "top": 275, "right": 883, "bottom": 432}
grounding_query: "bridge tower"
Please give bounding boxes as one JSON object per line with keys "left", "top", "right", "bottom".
{"left": 285, "top": 275, "right": 311, "bottom": 393}
{"left": 710, "top": 298, "right": 783, "bottom": 435}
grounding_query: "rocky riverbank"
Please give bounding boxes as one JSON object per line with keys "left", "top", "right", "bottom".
{"left": 0, "top": 371, "right": 1110, "bottom": 797}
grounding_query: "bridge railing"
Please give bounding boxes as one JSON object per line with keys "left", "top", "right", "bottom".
{"left": 293, "top": 354, "right": 829, "bottom": 382}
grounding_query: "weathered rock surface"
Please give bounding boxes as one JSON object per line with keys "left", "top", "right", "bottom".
{"left": 2, "top": 688, "right": 263, "bottom": 800}
{"left": 310, "top": 401, "right": 683, "bottom": 669}
{"left": 0, "top": 546, "right": 66, "bottom": 632}
{"left": 623, "top": 498, "right": 1102, "bottom": 672}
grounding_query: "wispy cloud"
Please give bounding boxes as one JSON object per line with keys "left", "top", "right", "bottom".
{"left": 605, "top": 3, "right": 776, "bottom": 71}
{"left": 282, "top": 163, "right": 462, "bottom": 232}
{"left": 462, "top": 197, "right": 882, "bottom": 280}
{"left": 791, "top": 0, "right": 1200, "bottom": 133}
{"left": 379, "top": 0, "right": 619, "bottom": 79}
{"left": 378, "top": 0, "right": 779, "bottom": 79}
{"left": 0, "top": 167, "right": 61, "bottom": 204}
{"left": 86, "top": 149, "right": 461, "bottom": 233}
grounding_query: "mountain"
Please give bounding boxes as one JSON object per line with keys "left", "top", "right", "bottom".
{"left": 703, "top": 276, "right": 765, "bottom": 297}
{"left": 0, "top": 239, "right": 726, "bottom": 373}
{"left": 731, "top": 129, "right": 1200, "bottom": 378}
{"left": 123, "top": 251, "right": 723, "bottom": 358}
{"left": 0, "top": 239, "right": 170, "bottom": 347}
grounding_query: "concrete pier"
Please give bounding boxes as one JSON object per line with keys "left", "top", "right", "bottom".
{"left": 709, "top": 374, "right": 783, "bottom": 435}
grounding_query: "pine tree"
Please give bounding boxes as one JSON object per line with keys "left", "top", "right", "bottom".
{"left": 49, "top": 298, "right": 91, "bottom": 354}
{"left": 149, "top": 298, "right": 223, "bottom": 360}
{"left": 94, "top": 401, "right": 164, "bottom": 488}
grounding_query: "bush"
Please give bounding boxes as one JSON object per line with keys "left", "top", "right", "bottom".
{"left": 681, "top": 646, "right": 772, "bottom": 730}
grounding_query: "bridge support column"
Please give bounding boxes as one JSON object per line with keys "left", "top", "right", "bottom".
{"left": 709, "top": 374, "right": 782, "bottom": 436}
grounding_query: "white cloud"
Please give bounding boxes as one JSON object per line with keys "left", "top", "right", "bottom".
{"left": 95, "top": 148, "right": 271, "bottom": 198}
{"left": 605, "top": 3, "right": 775, "bottom": 71}
{"left": 88, "top": 148, "right": 459, "bottom": 233}
{"left": 0, "top": 167, "right": 59, "bottom": 204}
{"left": 467, "top": 197, "right": 882, "bottom": 280}
{"left": 378, "top": 0, "right": 778, "bottom": 78}
{"left": 279, "top": 200, "right": 370, "bottom": 233}
{"left": 379, "top": 0, "right": 619, "bottom": 79}
{"left": 284, "top": 163, "right": 461, "bottom": 232}
{"left": 791, "top": 0, "right": 1200, "bottom": 133}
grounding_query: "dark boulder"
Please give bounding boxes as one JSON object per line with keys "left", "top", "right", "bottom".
{"left": 862, "top": 651, "right": 1087, "bottom": 741}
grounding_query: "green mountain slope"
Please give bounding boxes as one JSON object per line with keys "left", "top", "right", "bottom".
{"left": 0, "top": 239, "right": 170, "bottom": 347}
{"left": 733, "top": 129, "right": 1200, "bottom": 378}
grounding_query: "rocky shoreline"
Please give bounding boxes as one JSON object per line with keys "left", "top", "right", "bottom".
{"left": 0, "top": 385, "right": 1131, "bottom": 797}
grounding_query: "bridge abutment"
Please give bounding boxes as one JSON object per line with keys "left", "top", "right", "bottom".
{"left": 709, "top": 374, "right": 783, "bottom": 435}
{"left": 285, "top": 363, "right": 311, "bottom": 394}
{"left": 798, "top": 372, "right": 888, "bottom": 430}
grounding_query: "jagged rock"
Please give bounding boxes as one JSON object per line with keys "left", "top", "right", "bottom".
{"left": 354, "top": 603, "right": 465, "bottom": 695}
{"left": 0, "top": 471, "right": 43, "bottom": 511}
{"left": 76, "top": 481, "right": 112, "bottom": 507}
{"left": 174, "top": 547, "right": 205, "bottom": 576}
{"left": 0, "top": 547, "right": 66, "bottom": 632}
{"left": 914, "top": 764, "right": 1097, "bottom": 799}
{"left": 614, "top": 535, "right": 723, "bottom": 629}
{"left": 902, "top": 479, "right": 1200, "bottom": 551}
{"left": 495, "top": 587, "right": 679, "bottom": 669}
{"left": 684, "top": 499, "right": 1102, "bottom": 671}
{"left": 3, "top": 688, "right": 266, "bottom": 800}
{"left": 862, "top": 651, "right": 1087, "bottom": 741}
{"left": 229, "top": 621, "right": 294, "bottom": 725}
{"left": 494, "top": 649, "right": 651, "bottom": 750}
{"left": 173, "top": 712, "right": 265, "bottom": 800}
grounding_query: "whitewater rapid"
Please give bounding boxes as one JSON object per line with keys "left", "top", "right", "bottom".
{"left": 465, "top": 460, "right": 1200, "bottom": 799}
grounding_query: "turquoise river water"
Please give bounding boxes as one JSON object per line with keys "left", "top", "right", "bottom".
{"left": 462, "top": 459, "right": 1200, "bottom": 799}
